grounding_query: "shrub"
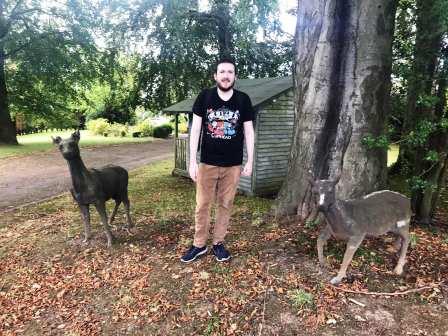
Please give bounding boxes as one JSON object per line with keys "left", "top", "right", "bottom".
{"left": 109, "top": 123, "right": 128, "bottom": 137}
{"left": 178, "top": 120, "right": 188, "bottom": 134}
{"left": 86, "top": 118, "right": 110, "bottom": 136}
{"left": 86, "top": 118, "right": 129, "bottom": 137}
{"left": 153, "top": 123, "right": 173, "bottom": 138}
{"left": 135, "top": 120, "right": 153, "bottom": 137}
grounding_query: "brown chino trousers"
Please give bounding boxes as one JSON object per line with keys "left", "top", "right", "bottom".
{"left": 194, "top": 163, "right": 241, "bottom": 247}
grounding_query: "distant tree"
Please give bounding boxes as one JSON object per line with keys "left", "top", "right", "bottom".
{"left": 126, "top": 0, "right": 292, "bottom": 112}
{"left": 393, "top": 0, "right": 448, "bottom": 224}
{"left": 83, "top": 52, "right": 140, "bottom": 124}
{"left": 0, "top": 0, "right": 100, "bottom": 144}
{"left": 388, "top": 0, "right": 416, "bottom": 144}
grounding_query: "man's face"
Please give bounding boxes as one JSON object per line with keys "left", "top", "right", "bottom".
{"left": 214, "top": 62, "right": 236, "bottom": 92}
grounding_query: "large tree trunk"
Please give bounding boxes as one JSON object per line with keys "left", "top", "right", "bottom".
{"left": 0, "top": 1, "right": 18, "bottom": 145}
{"left": 0, "top": 47, "right": 18, "bottom": 145}
{"left": 214, "top": 0, "right": 232, "bottom": 59}
{"left": 189, "top": 0, "right": 233, "bottom": 59}
{"left": 275, "top": 0, "right": 396, "bottom": 217}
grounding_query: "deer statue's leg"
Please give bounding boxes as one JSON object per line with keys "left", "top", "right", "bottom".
{"left": 394, "top": 222, "right": 410, "bottom": 275}
{"left": 123, "top": 198, "right": 133, "bottom": 231}
{"left": 330, "top": 235, "right": 364, "bottom": 285}
{"left": 317, "top": 225, "right": 331, "bottom": 269}
{"left": 95, "top": 201, "right": 114, "bottom": 247}
{"left": 80, "top": 204, "right": 91, "bottom": 243}
{"left": 393, "top": 235, "right": 403, "bottom": 253}
{"left": 109, "top": 200, "right": 121, "bottom": 226}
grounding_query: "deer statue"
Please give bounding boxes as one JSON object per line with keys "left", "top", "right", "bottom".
{"left": 308, "top": 171, "right": 412, "bottom": 285}
{"left": 52, "top": 130, "right": 133, "bottom": 247}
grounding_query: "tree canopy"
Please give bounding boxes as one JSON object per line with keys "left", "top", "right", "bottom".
{"left": 131, "top": 0, "right": 293, "bottom": 112}
{"left": 0, "top": 0, "right": 293, "bottom": 144}
{"left": 1, "top": 0, "right": 102, "bottom": 133}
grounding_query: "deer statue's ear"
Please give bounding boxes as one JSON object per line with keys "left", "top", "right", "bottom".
{"left": 52, "top": 136, "right": 62, "bottom": 145}
{"left": 72, "top": 130, "right": 80, "bottom": 141}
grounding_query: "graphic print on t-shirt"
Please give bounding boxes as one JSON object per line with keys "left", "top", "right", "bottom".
{"left": 206, "top": 107, "right": 240, "bottom": 140}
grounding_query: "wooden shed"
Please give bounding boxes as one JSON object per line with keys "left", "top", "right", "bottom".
{"left": 163, "top": 76, "right": 294, "bottom": 196}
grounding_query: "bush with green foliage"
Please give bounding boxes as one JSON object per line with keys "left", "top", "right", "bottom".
{"left": 86, "top": 118, "right": 131, "bottom": 137}
{"left": 178, "top": 120, "right": 188, "bottom": 134}
{"left": 109, "top": 123, "right": 129, "bottom": 137}
{"left": 135, "top": 120, "right": 153, "bottom": 137}
{"left": 86, "top": 118, "right": 110, "bottom": 136}
{"left": 153, "top": 123, "right": 173, "bottom": 138}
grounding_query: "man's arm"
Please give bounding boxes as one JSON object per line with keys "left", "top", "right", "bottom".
{"left": 189, "top": 114, "right": 202, "bottom": 182}
{"left": 242, "top": 121, "right": 254, "bottom": 176}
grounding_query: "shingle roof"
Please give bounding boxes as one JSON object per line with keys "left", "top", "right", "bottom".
{"left": 163, "top": 76, "right": 293, "bottom": 114}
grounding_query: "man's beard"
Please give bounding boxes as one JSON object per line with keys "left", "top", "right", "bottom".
{"left": 216, "top": 80, "right": 235, "bottom": 92}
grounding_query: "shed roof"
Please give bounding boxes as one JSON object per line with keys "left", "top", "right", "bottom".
{"left": 163, "top": 76, "right": 293, "bottom": 114}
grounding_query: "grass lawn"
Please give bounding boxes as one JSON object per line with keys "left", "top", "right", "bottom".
{"left": 387, "top": 144, "right": 399, "bottom": 167}
{"left": 0, "top": 160, "right": 447, "bottom": 335}
{"left": 0, "top": 130, "right": 153, "bottom": 159}
{"left": 2, "top": 131, "right": 400, "bottom": 165}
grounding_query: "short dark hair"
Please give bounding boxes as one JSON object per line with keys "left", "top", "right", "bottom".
{"left": 215, "top": 57, "right": 236, "bottom": 74}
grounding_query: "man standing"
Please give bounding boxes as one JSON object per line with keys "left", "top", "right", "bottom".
{"left": 181, "top": 58, "right": 255, "bottom": 263}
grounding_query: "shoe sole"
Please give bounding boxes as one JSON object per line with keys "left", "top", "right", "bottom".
{"left": 215, "top": 255, "right": 231, "bottom": 262}
{"left": 180, "top": 247, "right": 208, "bottom": 263}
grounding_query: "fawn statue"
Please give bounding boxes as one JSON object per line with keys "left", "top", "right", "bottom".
{"left": 308, "top": 171, "right": 411, "bottom": 285}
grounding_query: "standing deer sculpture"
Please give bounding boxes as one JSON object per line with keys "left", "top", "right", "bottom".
{"left": 53, "top": 130, "right": 133, "bottom": 247}
{"left": 308, "top": 172, "right": 412, "bottom": 285}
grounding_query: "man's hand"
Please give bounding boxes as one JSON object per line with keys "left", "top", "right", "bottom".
{"left": 189, "top": 161, "right": 199, "bottom": 182}
{"left": 241, "top": 161, "right": 253, "bottom": 177}
{"left": 242, "top": 121, "right": 254, "bottom": 177}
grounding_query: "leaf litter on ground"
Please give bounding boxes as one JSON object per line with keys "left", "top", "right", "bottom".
{"left": 1, "top": 160, "right": 447, "bottom": 335}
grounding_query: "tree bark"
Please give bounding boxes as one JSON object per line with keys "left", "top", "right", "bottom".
{"left": 0, "top": 45, "right": 18, "bottom": 145}
{"left": 188, "top": 0, "right": 233, "bottom": 59}
{"left": 415, "top": 47, "right": 448, "bottom": 224}
{"left": 0, "top": 2, "right": 18, "bottom": 145}
{"left": 214, "top": 1, "right": 232, "bottom": 59}
{"left": 275, "top": 0, "right": 396, "bottom": 217}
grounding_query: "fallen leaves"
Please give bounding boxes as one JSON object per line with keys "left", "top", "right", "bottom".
{"left": 1, "top": 161, "right": 448, "bottom": 335}
{"left": 199, "top": 271, "right": 210, "bottom": 280}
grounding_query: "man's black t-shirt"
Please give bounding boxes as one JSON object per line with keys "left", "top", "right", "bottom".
{"left": 192, "top": 87, "right": 255, "bottom": 167}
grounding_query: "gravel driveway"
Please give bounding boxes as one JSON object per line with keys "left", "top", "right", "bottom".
{"left": 0, "top": 139, "right": 174, "bottom": 212}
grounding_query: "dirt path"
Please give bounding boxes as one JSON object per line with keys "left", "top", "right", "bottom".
{"left": 0, "top": 139, "right": 174, "bottom": 211}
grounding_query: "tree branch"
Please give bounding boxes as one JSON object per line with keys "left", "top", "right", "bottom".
{"left": 186, "top": 10, "right": 221, "bottom": 25}
{"left": 0, "top": 0, "right": 24, "bottom": 39}
{"left": 1, "top": 2, "right": 56, "bottom": 41}
{"left": 9, "top": 0, "right": 26, "bottom": 18}
{"left": 418, "top": 152, "right": 447, "bottom": 178}
{"left": 331, "top": 280, "right": 446, "bottom": 296}
{"left": 258, "top": 264, "right": 271, "bottom": 336}
{"left": 6, "top": 4, "right": 66, "bottom": 29}
{"left": 4, "top": 31, "right": 68, "bottom": 58}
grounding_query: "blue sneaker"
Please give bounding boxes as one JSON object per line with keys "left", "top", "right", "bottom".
{"left": 180, "top": 245, "right": 208, "bottom": 263}
{"left": 212, "top": 242, "right": 231, "bottom": 262}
